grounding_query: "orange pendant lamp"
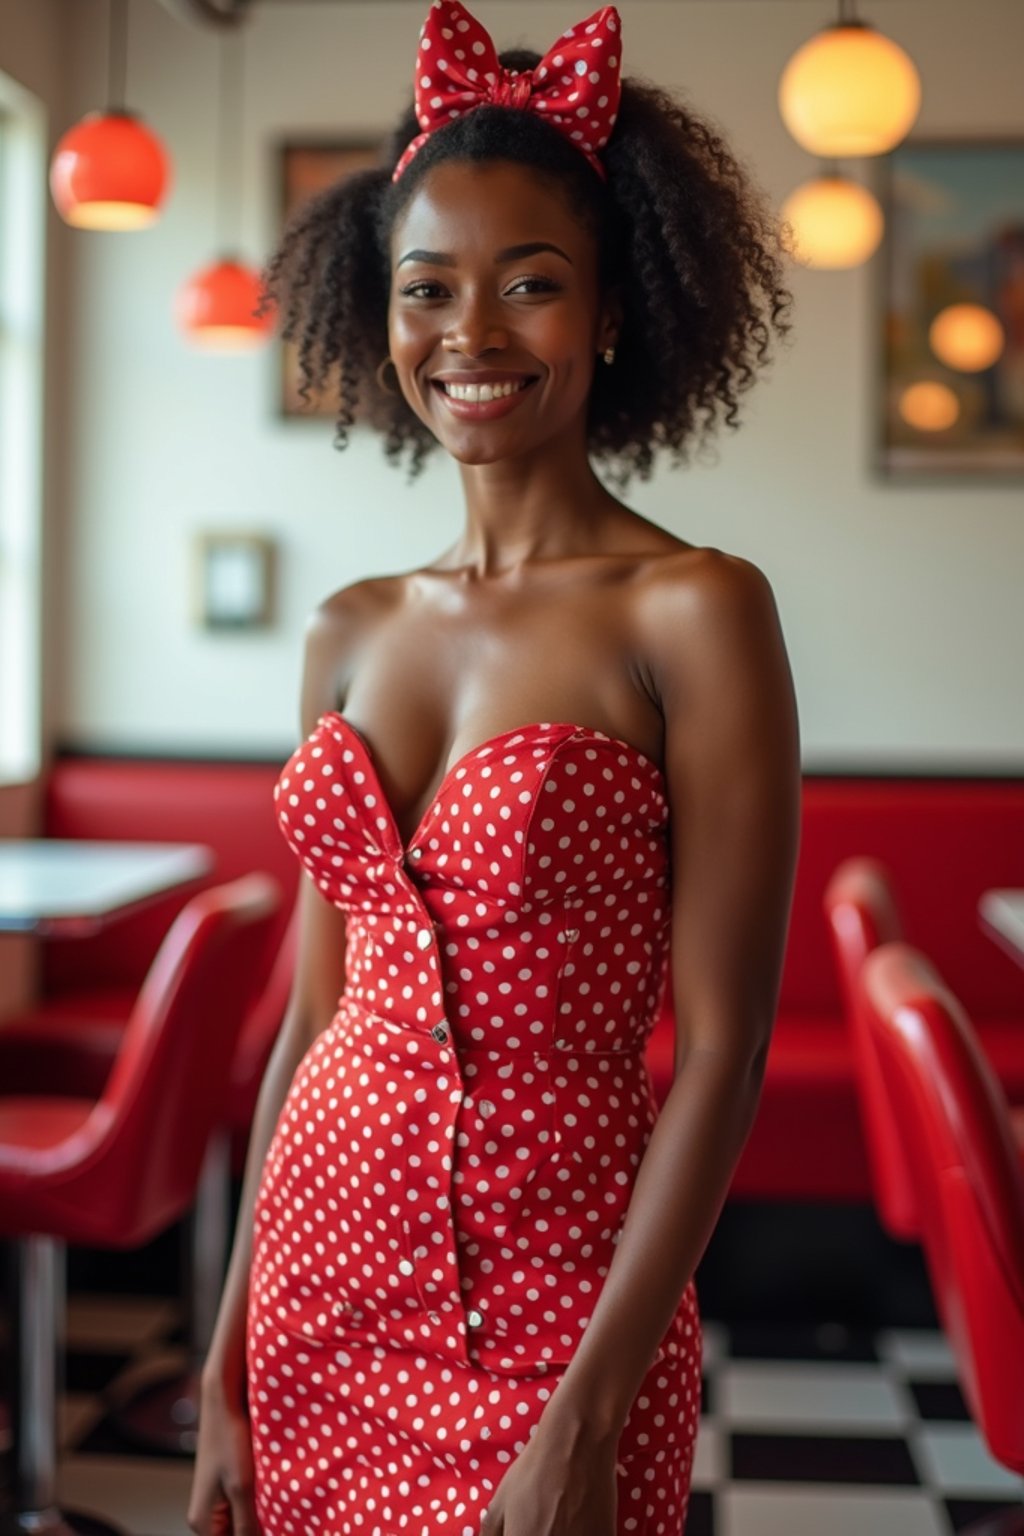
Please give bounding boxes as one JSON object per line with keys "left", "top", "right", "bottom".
{"left": 780, "top": 163, "right": 884, "bottom": 270}
{"left": 929, "top": 303, "right": 1006, "bottom": 373}
{"left": 779, "top": 0, "right": 921, "bottom": 158}
{"left": 50, "top": 0, "right": 172, "bottom": 230}
{"left": 176, "top": 26, "right": 275, "bottom": 351}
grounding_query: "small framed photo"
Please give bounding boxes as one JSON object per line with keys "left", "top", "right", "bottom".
{"left": 275, "top": 138, "right": 383, "bottom": 420}
{"left": 873, "top": 136, "right": 1024, "bottom": 480}
{"left": 193, "top": 531, "right": 276, "bottom": 630}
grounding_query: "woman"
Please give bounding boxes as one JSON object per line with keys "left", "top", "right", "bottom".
{"left": 188, "top": 3, "right": 801, "bottom": 1532}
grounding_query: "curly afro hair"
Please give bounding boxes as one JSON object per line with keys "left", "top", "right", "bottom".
{"left": 258, "top": 46, "right": 794, "bottom": 490}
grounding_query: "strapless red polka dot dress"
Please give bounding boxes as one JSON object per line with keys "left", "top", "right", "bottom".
{"left": 246, "top": 716, "right": 702, "bottom": 1535}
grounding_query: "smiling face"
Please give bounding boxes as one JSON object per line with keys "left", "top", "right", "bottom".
{"left": 387, "top": 158, "right": 619, "bottom": 467}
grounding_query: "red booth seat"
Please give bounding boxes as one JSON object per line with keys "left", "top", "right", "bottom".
{"left": 654, "top": 777, "right": 1024, "bottom": 1200}
{"left": 8, "top": 755, "right": 302, "bottom": 1167}
{"left": 9, "top": 756, "right": 1024, "bottom": 1204}
{"left": 38, "top": 755, "right": 301, "bottom": 999}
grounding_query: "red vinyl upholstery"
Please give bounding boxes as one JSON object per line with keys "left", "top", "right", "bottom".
{"left": 0, "top": 875, "right": 280, "bottom": 1243}
{"left": 3, "top": 756, "right": 1022, "bottom": 1202}
{"left": 0, "top": 756, "right": 302, "bottom": 1172}
{"left": 823, "top": 857, "right": 926, "bottom": 1239}
{"left": 39, "top": 755, "right": 300, "bottom": 995}
{"left": 652, "top": 777, "right": 1024, "bottom": 1200}
{"left": 856, "top": 942, "right": 1024, "bottom": 1471}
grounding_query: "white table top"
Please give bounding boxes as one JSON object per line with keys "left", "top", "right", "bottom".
{"left": 978, "top": 888, "right": 1024, "bottom": 971}
{"left": 0, "top": 839, "right": 214, "bottom": 936}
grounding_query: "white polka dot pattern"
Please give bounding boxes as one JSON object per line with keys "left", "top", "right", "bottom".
{"left": 246, "top": 715, "right": 701, "bottom": 1533}
{"left": 393, "top": 0, "right": 623, "bottom": 183}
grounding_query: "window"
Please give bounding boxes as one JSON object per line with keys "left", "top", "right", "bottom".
{"left": 0, "top": 68, "right": 46, "bottom": 784}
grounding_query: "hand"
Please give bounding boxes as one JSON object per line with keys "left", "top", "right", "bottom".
{"left": 479, "top": 1413, "right": 620, "bottom": 1535}
{"left": 186, "top": 1375, "right": 263, "bottom": 1536}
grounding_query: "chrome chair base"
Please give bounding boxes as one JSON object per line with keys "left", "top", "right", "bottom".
{"left": 105, "top": 1131, "right": 230, "bottom": 1456}
{"left": 4, "top": 1236, "right": 126, "bottom": 1536}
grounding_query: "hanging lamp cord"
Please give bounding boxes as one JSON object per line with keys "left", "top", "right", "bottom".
{"left": 107, "top": 0, "right": 127, "bottom": 111}
{"left": 215, "top": 26, "right": 244, "bottom": 255}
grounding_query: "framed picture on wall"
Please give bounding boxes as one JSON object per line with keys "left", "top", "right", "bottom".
{"left": 193, "top": 531, "right": 276, "bottom": 630}
{"left": 874, "top": 136, "right": 1024, "bottom": 479}
{"left": 274, "top": 139, "right": 382, "bottom": 421}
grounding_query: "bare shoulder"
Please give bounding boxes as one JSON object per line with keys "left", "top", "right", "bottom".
{"left": 299, "top": 573, "right": 406, "bottom": 734}
{"left": 635, "top": 550, "right": 801, "bottom": 1069}
{"left": 637, "top": 541, "right": 780, "bottom": 621}
{"left": 313, "top": 571, "right": 406, "bottom": 636}
{"left": 634, "top": 545, "right": 791, "bottom": 716}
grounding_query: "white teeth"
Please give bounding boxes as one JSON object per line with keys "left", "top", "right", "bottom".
{"left": 440, "top": 379, "right": 529, "bottom": 402}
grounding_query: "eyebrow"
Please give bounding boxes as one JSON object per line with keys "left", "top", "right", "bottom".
{"left": 396, "top": 241, "right": 573, "bottom": 268}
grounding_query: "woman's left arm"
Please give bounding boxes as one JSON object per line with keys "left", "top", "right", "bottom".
{"left": 541, "top": 547, "right": 803, "bottom": 1443}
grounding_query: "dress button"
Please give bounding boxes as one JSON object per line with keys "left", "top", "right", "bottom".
{"left": 427, "top": 1310, "right": 442, "bottom": 1325}
{"left": 398, "top": 1258, "right": 415, "bottom": 1276}
{"left": 416, "top": 927, "right": 433, "bottom": 950}
{"left": 408, "top": 846, "right": 423, "bottom": 860}
{"left": 564, "top": 927, "right": 580, "bottom": 942}
{"left": 431, "top": 1023, "right": 449, "bottom": 1043}
{"left": 467, "top": 1308, "right": 485, "bottom": 1328}
{"left": 478, "top": 1100, "right": 495, "bottom": 1117}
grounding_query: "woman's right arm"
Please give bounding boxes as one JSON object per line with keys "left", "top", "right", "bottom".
{"left": 187, "top": 882, "right": 349, "bottom": 1535}
{"left": 197, "top": 875, "right": 349, "bottom": 1402}
{"left": 188, "top": 593, "right": 365, "bottom": 1534}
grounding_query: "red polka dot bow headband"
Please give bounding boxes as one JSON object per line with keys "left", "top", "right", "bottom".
{"left": 393, "top": 0, "right": 623, "bottom": 182}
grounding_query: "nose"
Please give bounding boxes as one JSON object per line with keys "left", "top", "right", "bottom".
{"left": 443, "top": 292, "right": 509, "bottom": 357}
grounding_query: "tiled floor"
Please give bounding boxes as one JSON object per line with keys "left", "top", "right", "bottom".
{"left": 1, "top": 1295, "right": 1022, "bottom": 1535}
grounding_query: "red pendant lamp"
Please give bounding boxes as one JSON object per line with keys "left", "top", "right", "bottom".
{"left": 176, "top": 26, "right": 275, "bottom": 351}
{"left": 177, "top": 258, "right": 272, "bottom": 349}
{"left": 50, "top": 0, "right": 172, "bottom": 230}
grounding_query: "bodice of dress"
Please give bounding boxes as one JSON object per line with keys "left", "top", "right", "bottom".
{"left": 277, "top": 713, "right": 671, "bottom": 1050}
{"left": 257, "top": 713, "right": 680, "bottom": 1376}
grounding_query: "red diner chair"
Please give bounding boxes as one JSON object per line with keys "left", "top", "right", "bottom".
{"left": 822, "top": 857, "right": 919, "bottom": 1239}
{"left": 856, "top": 941, "right": 1024, "bottom": 1525}
{"left": 0, "top": 891, "right": 301, "bottom": 1454}
{"left": 823, "top": 856, "right": 1024, "bottom": 1242}
{"left": 111, "top": 892, "right": 300, "bottom": 1453}
{"left": 0, "top": 872, "right": 280, "bottom": 1536}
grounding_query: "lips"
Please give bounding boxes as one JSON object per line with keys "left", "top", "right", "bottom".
{"left": 434, "top": 377, "right": 533, "bottom": 403}
{"left": 431, "top": 369, "right": 538, "bottom": 397}
{"left": 430, "top": 370, "right": 537, "bottom": 385}
{"left": 429, "top": 382, "right": 540, "bottom": 430}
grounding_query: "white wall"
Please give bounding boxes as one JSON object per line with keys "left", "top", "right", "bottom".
{"left": 0, "top": 0, "right": 66, "bottom": 1006}
{"left": 0, "top": 0, "right": 69, "bottom": 786}
{"left": 15, "top": 0, "right": 1024, "bottom": 767}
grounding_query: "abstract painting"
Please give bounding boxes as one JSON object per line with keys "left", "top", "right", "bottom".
{"left": 875, "top": 138, "right": 1024, "bottom": 478}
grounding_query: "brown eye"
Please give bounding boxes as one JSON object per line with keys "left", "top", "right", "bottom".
{"left": 505, "top": 277, "right": 560, "bottom": 295}
{"left": 399, "top": 276, "right": 560, "bottom": 298}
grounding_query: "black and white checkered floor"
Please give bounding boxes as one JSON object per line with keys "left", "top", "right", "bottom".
{"left": 2, "top": 1293, "right": 1022, "bottom": 1535}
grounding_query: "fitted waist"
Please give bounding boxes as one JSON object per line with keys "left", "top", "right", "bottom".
{"left": 339, "top": 902, "right": 671, "bottom": 1056}
{"left": 337, "top": 989, "right": 653, "bottom": 1058}
{"left": 256, "top": 983, "right": 664, "bottom": 1376}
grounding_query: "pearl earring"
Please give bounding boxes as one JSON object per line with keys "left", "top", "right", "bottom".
{"left": 602, "top": 345, "right": 616, "bottom": 366}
